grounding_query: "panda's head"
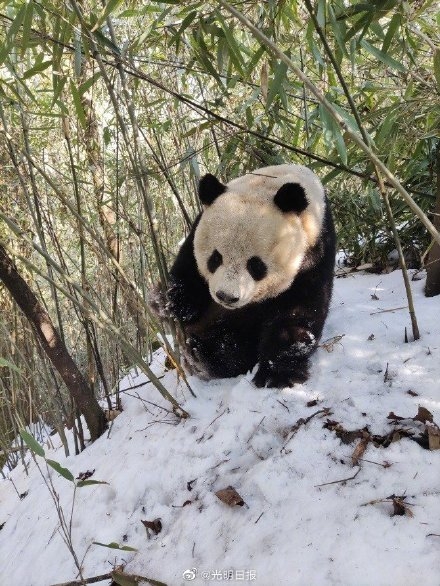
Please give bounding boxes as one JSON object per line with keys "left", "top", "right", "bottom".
{"left": 193, "top": 164, "right": 326, "bottom": 309}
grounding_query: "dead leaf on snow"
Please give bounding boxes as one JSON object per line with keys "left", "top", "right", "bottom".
{"left": 306, "top": 399, "right": 319, "bottom": 408}
{"left": 413, "top": 406, "right": 434, "bottom": 424}
{"left": 390, "top": 495, "right": 414, "bottom": 518}
{"left": 141, "top": 518, "right": 162, "bottom": 536}
{"left": 362, "top": 494, "right": 415, "bottom": 518}
{"left": 351, "top": 434, "right": 370, "bottom": 466}
{"left": 387, "top": 411, "right": 405, "bottom": 421}
{"left": 319, "top": 334, "right": 345, "bottom": 352}
{"left": 215, "top": 486, "right": 245, "bottom": 507}
{"left": 323, "top": 419, "right": 365, "bottom": 444}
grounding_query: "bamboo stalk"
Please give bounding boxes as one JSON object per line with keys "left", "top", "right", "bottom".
{"left": 0, "top": 232, "right": 189, "bottom": 417}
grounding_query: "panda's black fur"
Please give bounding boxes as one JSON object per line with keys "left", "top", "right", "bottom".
{"left": 160, "top": 165, "right": 336, "bottom": 388}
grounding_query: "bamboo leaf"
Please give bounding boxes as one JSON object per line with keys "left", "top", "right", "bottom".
{"left": 93, "top": 0, "right": 124, "bottom": 30}
{"left": 328, "top": 4, "right": 348, "bottom": 57}
{"left": 77, "top": 479, "right": 109, "bottom": 487}
{"left": 92, "top": 29, "right": 121, "bottom": 55}
{"left": 172, "top": 10, "right": 197, "bottom": 53}
{"left": 360, "top": 39, "right": 405, "bottom": 72}
{"left": 20, "top": 1, "right": 34, "bottom": 57}
{"left": 46, "top": 459, "right": 75, "bottom": 482}
{"left": 215, "top": 10, "right": 245, "bottom": 75}
{"left": 78, "top": 72, "right": 101, "bottom": 96}
{"left": 267, "top": 57, "right": 289, "bottom": 109}
{"left": 112, "top": 570, "right": 168, "bottom": 586}
{"left": 0, "top": 357, "right": 23, "bottom": 374}
{"left": 93, "top": 541, "right": 138, "bottom": 551}
{"left": 381, "top": 12, "right": 401, "bottom": 54}
{"left": 319, "top": 104, "right": 347, "bottom": 165}
{"left": 0, "top": 4, "right": 26, "bottom": 65}
{"left": 22, "top": 59, "right": 52, "bottom": 80}
{"left": 246, "top": 45, "right": 265, "bottom": 77}
{"left": 69, "top": 80, "right": 87, "bottom": 128}
{"left": 19, "top": 430, "right": 45, "bottom": 457}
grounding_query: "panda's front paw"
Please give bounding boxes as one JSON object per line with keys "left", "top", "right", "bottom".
{"left": 253, "top": 362, "right": 309, "bottom": 388}
{"left": 167, "top": 282, "right": 201, "bottom": 323}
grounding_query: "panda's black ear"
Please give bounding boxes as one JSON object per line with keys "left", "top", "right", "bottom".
{"left": 198, "top": 174, "right": 227, "bottom": 206}
{"left": 274, "top": 182, "right": 308, "bottom": 214}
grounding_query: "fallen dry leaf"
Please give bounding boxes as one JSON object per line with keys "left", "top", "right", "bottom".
{"left": 215, "top": 486, "right": 245, "bottom": 507}
{"left": 413, "top": 406, "right": 434, "bottom": 424}
{"left": 387, "top": 411, "right": 405, "bottom": 421}
{"left": 141, "top": 518, "right": 162, "bottom": 536}
{"left": 391, "top": 495, "right": 414, "bottom": 518}
{"left": 351, "top": 435, "right": 370, "bottom": 466}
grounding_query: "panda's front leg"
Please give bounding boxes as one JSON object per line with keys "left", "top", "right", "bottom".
{"left": 253, "top": 317, "right": 318, "bottom": 388}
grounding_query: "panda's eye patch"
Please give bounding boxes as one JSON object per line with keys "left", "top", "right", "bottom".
{"left": 207, "top": 249, "right": 223, "bottom": 273}
{"left": 247, "top": 256, "right": 267, "bottom": 281}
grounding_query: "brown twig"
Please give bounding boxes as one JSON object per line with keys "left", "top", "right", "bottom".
{"left": 314, "top": 467, "right": 361, "bottom": 488}
{"left": 281, "top": 408, "right": 331, "bottom": 453}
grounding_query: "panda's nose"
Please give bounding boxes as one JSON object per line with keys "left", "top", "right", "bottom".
{"left": 216, "top": 290, "right": 239, "bottom": 305}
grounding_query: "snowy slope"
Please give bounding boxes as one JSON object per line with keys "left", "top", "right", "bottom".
{"left": 0, "top": 271, "right": 439, "bottom": 586}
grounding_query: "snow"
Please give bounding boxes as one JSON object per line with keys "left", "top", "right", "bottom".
{"left": 1, "top": 271, "right": 439, "bottom": 586}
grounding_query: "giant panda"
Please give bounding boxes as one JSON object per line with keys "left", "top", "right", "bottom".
{"left": 153, "top": 164, "right": 336, "bottom": 388}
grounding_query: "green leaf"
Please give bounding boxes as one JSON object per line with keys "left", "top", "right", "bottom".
{"left": 319, "top": 104, "right": 347, "bottom": 165}
{"left": 381, "top": 12, "right": 401, "bottom": 54}
{"left": 360, "top": 39, "right": 405, "bottom": 72}
{"left": 191, "top": 29, "right": 222, "bottom": 86}
{"left": 0, "top": 357, "right": 22, "bottom": 374}
{"left": 215, "top": 10, "right": 245, "bottom": 75}
{"left": 246, "top": 45, "right": 265, "bottom": 78}
{"left": 0, "top": 4, "right": 26, "bottom": 65}
{"left": 112, "top": 570, "right": 168, "bottom": 586}
{"left": 111, "top": 573, "right": 139, "bottom": 586}
{"left": 316, "top": 0, "right": 326, "bottom": 29}
{"left": 92, "top": 29, "right": 121, "bottom": 55}
{"left": 77, "top": 479, "right": 109, "bottom": 487}
{"left": 20, "top": 1, "right": 34, "bottom": 57}
{"left": 173, "top": 10, "right": 197, "bottom": 53}
{"left": 22, "top": 60, "right": 52, "bottom": 80}
{"left": 94, "top": 0, "right": 124, "bottom": 29}
{"left": 19, "top": 430, "right": 45, "bottom": 457}
{"left": 93, "top": 541, "right": 138, "bottom": 552}
{"left": 267, "top": 57, "right": 289, "bottom": 109}
{"left": 328, "top": 4, "right": 348, "bottom": 57}
{"left": 46, "top": 459, "right": 75, "bottom": 482}
{"left": 78, "top": 72, "right": 101, "bottom": 96}
{"left": 69, "top": 80, "right": 86, "bottom": 128}
{"left": 433, "top": 49, "right": 440, "bottom": 94}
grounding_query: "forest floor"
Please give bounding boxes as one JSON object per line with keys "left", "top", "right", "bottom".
{"left": 1, "top": 270, "right": 439, "bottom": 586}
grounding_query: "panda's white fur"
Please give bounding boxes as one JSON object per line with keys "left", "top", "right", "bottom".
{"left": 193, "top": 164, "right": 326, "bottom": 309}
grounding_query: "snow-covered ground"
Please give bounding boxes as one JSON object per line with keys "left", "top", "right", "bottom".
{"left": 1, "top": 271, "right": 439, "bottom": 586}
